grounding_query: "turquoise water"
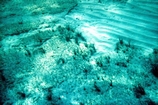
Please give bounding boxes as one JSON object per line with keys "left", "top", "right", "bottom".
{"left": 0, "top": 0, "right": 158, "bottom": 105}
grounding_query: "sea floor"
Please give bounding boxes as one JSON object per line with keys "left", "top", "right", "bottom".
{"left": 0, "top": 0, "right": 158, "bottom": 105}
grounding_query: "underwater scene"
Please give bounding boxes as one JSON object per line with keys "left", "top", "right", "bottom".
{"left": 0, "top": 0, "right": 158, "bottom": 105}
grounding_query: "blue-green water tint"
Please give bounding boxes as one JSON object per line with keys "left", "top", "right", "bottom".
{"left": 0, "top": 0, "right": 158, "bottom": 105}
